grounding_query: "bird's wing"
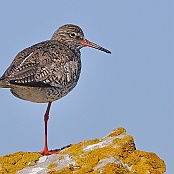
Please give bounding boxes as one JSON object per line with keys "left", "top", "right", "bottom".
{"left": 1, "top": 40, "right": 76, "bottom": 87}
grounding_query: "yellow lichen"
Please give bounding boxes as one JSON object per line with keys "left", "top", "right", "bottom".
{"left": 61, "top": 138, "right": 100, "bottom": 156}
{"left": 123, "top": 150, "right": 166, "bottom": 173}
{"left": 53, "top": 127, "right": 165, "bottom": 173}
{"left": 58, "top": 155, "right": 64, "bottom": 160}
{"left": 57, "top": 128, "right": 137, "bottom": 173}
{"left": 47, "top": 169, "right": 58, "bottom": 174}
{"left": 102, "top": 162, "right": 129, "bottom": 174}
{"left": 0, "top": 151, "right": 41, "bottom": 173}
{"left": 112, "top": 135, "right": 136, "bottom": 158}
{"left": 61, "top": 143, "right": 83, "bottom": 156}
{"left": 47, "top": 163, "right": 58, "bottom": 169}
{"left": 82, "top": 138, "right": 100, "bottom": 146}
{"left": 107, "top": 127, "right": 126, "bottom": 137}
{"left": 73, "top": 143, "right": 133, "bottom": 173}
{"left": 47, "top": 167, "right": 73, "bottom": 174}
{"left": 1, "top": 128, "right": 166, "bottom": 174}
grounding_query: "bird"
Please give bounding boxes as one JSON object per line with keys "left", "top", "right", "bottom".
{"left": 0, "top": 24, "right": 111, "bottom": 155}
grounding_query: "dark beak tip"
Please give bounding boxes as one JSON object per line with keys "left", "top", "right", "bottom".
{"left": 107, "top": 50, "right": 111, "bottom": 54}
{"left": 81, "top": 39, "right": 111, "bottom": 54}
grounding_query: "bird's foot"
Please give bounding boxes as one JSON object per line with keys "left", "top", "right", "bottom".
{"left": 40, "top": 149, "right": 60, "bottom": 155}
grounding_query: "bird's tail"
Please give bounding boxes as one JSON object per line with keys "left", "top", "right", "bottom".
{"left": 0, "top": 79, "right": 10, "bottom": 88}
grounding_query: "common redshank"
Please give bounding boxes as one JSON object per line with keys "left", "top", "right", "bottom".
{"left": 0, "top": 24, "right": 111, "bottom": 155}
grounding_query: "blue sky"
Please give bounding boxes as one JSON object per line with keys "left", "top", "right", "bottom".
{"left": 0, "top": 1, "right": 173, "bottom": 173}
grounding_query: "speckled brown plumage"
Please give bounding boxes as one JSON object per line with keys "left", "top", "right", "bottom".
{"left": 0, "top": 24, "right": 111, "bottom": 103}
{"left": 0, "top": 40, "right": 81, "bottom": 102}
{"left": 0, "top": 24, "right": 111, "bottom": 155}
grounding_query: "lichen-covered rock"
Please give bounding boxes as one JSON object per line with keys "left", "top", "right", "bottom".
{"left": 0, "top": 127, "right": 166, "bottom": 174}
{"left": 0, "top": 151, "right": 41, "bottom": 173}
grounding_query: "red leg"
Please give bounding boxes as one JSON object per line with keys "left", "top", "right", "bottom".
{"left": 40, "top": 102, "right": 59, "bottom": 155}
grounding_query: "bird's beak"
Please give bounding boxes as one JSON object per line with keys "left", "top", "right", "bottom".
{"left": 81, "top": 39, "right": 111, "bottom": 54}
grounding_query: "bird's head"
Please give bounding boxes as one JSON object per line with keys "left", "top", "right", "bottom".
{"left": 51, "top": 24, "right": 111, "bottom": 54}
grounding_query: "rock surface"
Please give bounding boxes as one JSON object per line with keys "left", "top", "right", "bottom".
{"left": 0, "top": 127, "right": 166, "bottom": 174}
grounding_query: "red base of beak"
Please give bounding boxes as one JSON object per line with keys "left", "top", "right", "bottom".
{"left": 81, "top": 39, "right": 111, "bottom": 54}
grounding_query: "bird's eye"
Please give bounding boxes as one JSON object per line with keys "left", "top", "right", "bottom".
{"left": 69, "top": 32, "right": 77, "bottom": 37}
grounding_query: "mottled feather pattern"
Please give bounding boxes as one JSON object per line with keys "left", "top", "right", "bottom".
{"left": 2, "top": 40, "right": 81, "bottom": 89}
{"left": 0, "top": 24, "right": 110, "bottom": 103}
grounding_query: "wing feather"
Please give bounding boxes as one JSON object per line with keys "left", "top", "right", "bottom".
{"left": 1, "top": 40, "right": 79, "bottom": 88}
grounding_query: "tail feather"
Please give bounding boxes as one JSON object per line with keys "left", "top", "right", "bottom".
{"left": 0, "top": 79, "right": 10, "bottom": 88}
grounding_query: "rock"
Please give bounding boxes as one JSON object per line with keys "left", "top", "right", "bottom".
{"left": 0, "top": 127, "right": 166, "bottom": 174}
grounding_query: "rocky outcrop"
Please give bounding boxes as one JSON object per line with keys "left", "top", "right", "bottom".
{"left": 0, "top": 127, "right": 166, "bottom": 174}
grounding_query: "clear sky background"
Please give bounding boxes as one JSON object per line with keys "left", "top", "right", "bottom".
{"left": 0, "top": 1, "right": 173, "bottom": 173}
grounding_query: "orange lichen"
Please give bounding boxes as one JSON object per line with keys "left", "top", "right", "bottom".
{"left": 0, "top": 151, "right": 41, "bottom": 173}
